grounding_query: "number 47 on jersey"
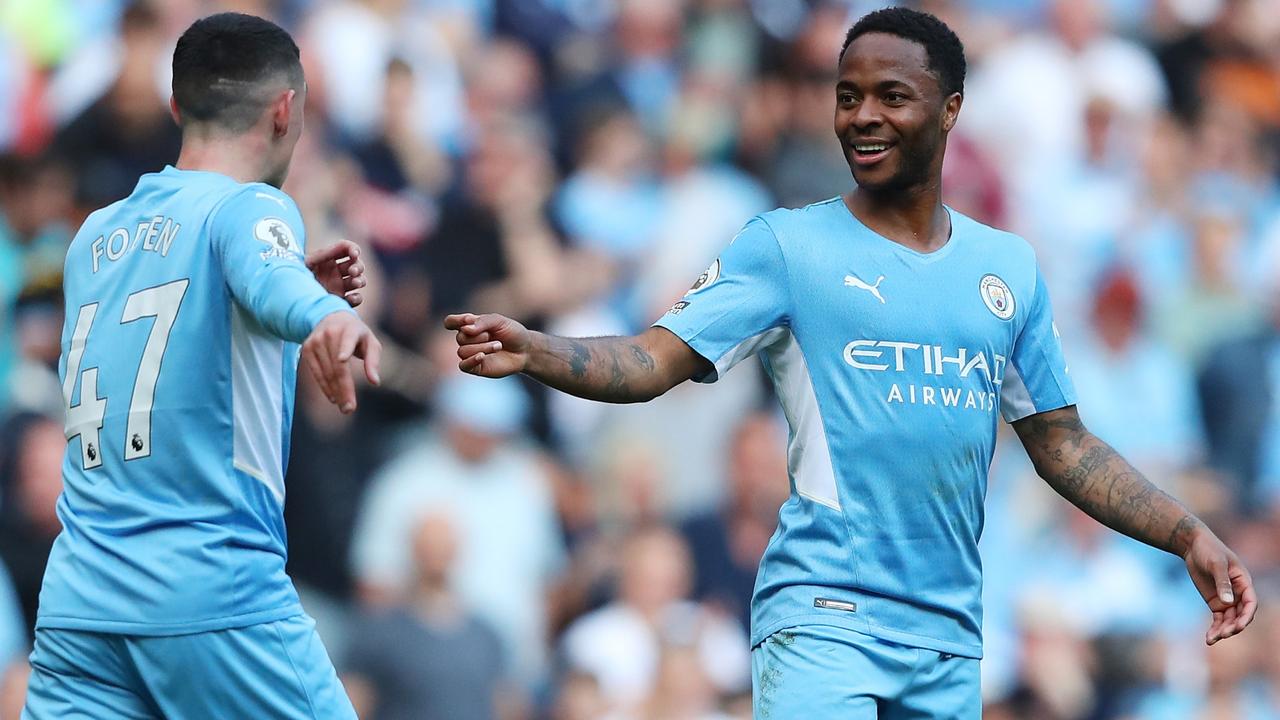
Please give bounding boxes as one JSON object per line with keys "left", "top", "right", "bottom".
{"left": 63, "top": 279, "right": 189, "bottom": 470}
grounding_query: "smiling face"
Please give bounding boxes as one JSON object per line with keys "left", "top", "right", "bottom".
{"left": 835, "top": 32, "right": 961, "bottom": 194}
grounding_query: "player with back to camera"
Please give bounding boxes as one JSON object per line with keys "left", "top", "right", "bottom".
{"left": 23, "top": 13, "right": 379, "bottom": 719}
{"left": 450, "top": 7, "right": 1258, "bottom": 717}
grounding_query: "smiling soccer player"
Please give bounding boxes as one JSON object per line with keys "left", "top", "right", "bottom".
{"left": 448, "top": 8, "right": 1256, "bottom": 717}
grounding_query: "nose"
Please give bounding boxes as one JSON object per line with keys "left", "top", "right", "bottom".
{"left": 851, "top": 97, "right": 883, "bottom": 130}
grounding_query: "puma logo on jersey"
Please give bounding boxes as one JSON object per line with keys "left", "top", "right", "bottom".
{"left": 844, "top": 273, "right": 886, "bottom": 304}
{"left": 256, "top": 192, "right": 288, "bottom": 210}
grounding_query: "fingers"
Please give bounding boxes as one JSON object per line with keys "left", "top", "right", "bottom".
{"left": 333, "top": 361, "right": 357, "bottom": 414}
{"left": 1209, "top": 556, "right": 1233, "bottom": 605}
{"left": 303, "top": 345, "right": 335, "bottom": 404}
{"left": 1205, "top": 562, "right": 1260, "bottom": 645}
{"left": 456, "top": 330, "right": 491, "bottom": 345}
{"left": 444, "top": 313, "right": 477, "bottom": 331}
{"left": 358, "top": 332, "right": 382, "bottom": 386}
{"left": 1207, "top": 610, "right": 1227, "bottom": 645}
{"left": 305, "top": 241, "right": 350, "bottom": 269}
{"left": 307, "top": 314, "right": 380, "bottom": 415}
{"left": 306, "top": 339, "right": 338, "bottom": 405}
{"left": 460, "top": 351, "right": 485, "bottom": 373}
{"left": 344, "top": 291, "right": 364, "bottom": 308}
{"left": 1237, "top": 585, "right": 1259, "bottom": 632}
{"left": 457, "top": 341, "right": 502, "bottom": 360}
{"left": 444, "top": 313, "right": 502, "bottom": 335}
{"left": 464, "top": 314, "right": 504, "bottom": 335}
{"left": 1231, "top": 566, "right": 1259, "bottom": 634}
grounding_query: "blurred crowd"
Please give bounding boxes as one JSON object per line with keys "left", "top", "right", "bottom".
{"left": 0, "top": 0, "right": 1279, "bottom": 718}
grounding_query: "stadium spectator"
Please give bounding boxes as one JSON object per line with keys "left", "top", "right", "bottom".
{"left": 680, "top": 411, "right": 788, "bottom": 631}
{"left": 560, "top": 525, "right": 750, "bottom": 715}
{"left": 1068, "top": 270, "right": 1203, "bottom": 477}
{"left": 0, "top": 153, "right": 72, "bottom": 412}
{"left": 49, "top": 1, "right": 180, "bottom": 212}
{"left": 302, "top": 0, "right": 467, "bottom": 152}
{"left": 0, "top": 412, "right": 65, "bottom": 641}
{"left": 343, "top": 512, "right": 511, "bottom": 720}
{"left": 351, "top": 373, "right": 565, "bottom": 688}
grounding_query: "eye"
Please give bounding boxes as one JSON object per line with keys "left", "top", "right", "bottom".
{"left": 884, "top": 92, "right": 907, "bottom": 105}
{"left": 837, "top": 92, "right": 858, "bottom": 105}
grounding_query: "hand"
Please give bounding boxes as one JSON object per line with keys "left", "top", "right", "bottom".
{"left": 1183, "top": 528, "right": 1258, "bottom": 645}
{"left": 444, "top": 313, "right": 531, "bottom": 378}
{"left": 302, "top": 312, "right": 382, "bottom": 414}
{"left": 306, "top": 239, "right": 367, "bottom": 307}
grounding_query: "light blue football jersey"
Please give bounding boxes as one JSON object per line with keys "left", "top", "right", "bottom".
{"left": 40, "top": 166, "right": 352, "bottom": 635}
{"left": 655, "top": 198, "right": 1076, "bottom": 658}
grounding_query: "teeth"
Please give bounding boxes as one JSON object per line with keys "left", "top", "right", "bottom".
{"left": 855, "top": 144, "right": 889, "bottom": 152}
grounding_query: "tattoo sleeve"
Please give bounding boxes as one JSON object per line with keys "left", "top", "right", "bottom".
{"left": 524, "top": 332, "right": 672, "bottom": 404}
{"left": 1012, "top": 407, "right": 1203, "bottom": 557}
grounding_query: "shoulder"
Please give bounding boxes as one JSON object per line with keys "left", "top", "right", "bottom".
{"left": 951, "top": 210, "right": 1035, "bottom": 260}
{"left": 209, "top": 184, "right": 306, "bottom": 252}
{"left": 755, "top": 197, "right": 846, "bottom": 236}
{"left": 213, "top": 183, "right": 301, "bottom": 223}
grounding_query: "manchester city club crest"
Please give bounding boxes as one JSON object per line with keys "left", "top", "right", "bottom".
{"left": 979, "top": 274, "right": 1015, "bottom": 320}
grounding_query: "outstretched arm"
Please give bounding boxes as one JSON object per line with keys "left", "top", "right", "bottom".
{"left": 1012, "top": 405, "right": 1257, "bottom": 645}
{"left": 444, "top": 313, "right": 711, "bottom": 403}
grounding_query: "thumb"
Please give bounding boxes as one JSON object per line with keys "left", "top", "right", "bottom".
{"left": 1212, "top": 559, "right": 1234, "bottom": 605}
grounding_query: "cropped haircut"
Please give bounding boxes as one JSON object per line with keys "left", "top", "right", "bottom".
{"left": 840, "top": 7, "right": 966, "bottom": 98}
{"left": 171, "top": 13, "right": 303, "bottom": 134}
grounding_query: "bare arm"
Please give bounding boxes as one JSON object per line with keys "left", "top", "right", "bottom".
{"left": 1012, "top": 405, "right": 1257, "bottom": 644}
{"left": 444, "top": 313, "right": 711, "bottom": 403}
{"left": 1013, "top": 405, "right": 1198, "bottom": 554}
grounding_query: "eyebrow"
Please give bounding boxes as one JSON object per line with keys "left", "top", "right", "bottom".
{"left": 836, "top": 79, "right": 914, "bottom": 92}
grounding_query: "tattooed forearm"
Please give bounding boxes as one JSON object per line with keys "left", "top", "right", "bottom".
{"left": 568, "top": 340, "right": 591, "bottom": 378}
{"left": 1013, "top": 407, "right": 1204, "bottom": 556}
{"left": 631, "top": 344, "right": 656, "bottom": 372}
{"left": 528, "top": 333, "right": 669, "bottom": 403}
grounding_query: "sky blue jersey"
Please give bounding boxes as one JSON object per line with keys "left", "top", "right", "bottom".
{"left": 40, "top": 166, "right": 352, "bottom": 635}
{"left": 655, "top": 198, "right": 1076, "bottom": 658}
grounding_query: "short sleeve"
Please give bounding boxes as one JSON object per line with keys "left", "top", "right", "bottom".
{"left": 210, "top": 186, "right": 351, "bottom": 343}
{"left": 652, "top": 217, "right": 790, "bottom": 382}
{"left": 1000, "top": 268, "right": 1077, "bottom": 422}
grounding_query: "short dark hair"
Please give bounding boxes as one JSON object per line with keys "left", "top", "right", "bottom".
{"left": 172, "top": 13, "right": 303, "bottom": 133}
{"left": 839, "top": 8, "right": 966, "bottom": 98}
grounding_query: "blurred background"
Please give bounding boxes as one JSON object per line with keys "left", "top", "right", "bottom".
{"left": 0, "top": 0, "right": 1278, "bottom": 718}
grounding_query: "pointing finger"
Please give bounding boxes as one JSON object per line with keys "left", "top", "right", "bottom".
{"left": 444, "top": 313, "right": 477, "bottom": 331}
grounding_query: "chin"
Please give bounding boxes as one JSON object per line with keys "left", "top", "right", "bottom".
{"left": 851, "top": 170, "right": 903, "bottom": 194}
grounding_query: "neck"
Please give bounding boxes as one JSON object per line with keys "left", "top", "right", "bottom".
{"left": 175, "top": 131, "right": 270, "bottom": 186}
{"left": 844, "top": 177, "right": 949, "bottom": 253}
{"left": 411, "top": 580, "right": 463, "bottom": 621}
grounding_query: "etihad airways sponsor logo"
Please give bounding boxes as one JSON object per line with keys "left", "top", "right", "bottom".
{"left": 843, "top": 340, "right": 1006, "bottom": 412}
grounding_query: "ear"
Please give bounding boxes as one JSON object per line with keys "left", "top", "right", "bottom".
{"left": 271, "top": 89, "right": 296, "bottom": 139}
{"left": 169, "top": 95, "right": 181, "bottom": 126}
{"left": 941, "top": 92, "right": 963, "bottom": 133}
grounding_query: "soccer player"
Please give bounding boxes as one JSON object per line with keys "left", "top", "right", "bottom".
{"left": 23, "top": 13, "right": 378, "bottom": 719}
{"left": 449, "top": 8, "right": 1258, "bottom": 717}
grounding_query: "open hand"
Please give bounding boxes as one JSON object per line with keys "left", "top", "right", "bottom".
{"left": 444, "top": 313, "right": 531, "bottom": 378}
{"left": 306, "top": 239, "right": 367, "bottom": 307}
{"left": 1183, "top": 528, "right": 1258, "bottom": 645}
{"left": 302, "top": 312, "right": 382, "bottom": 414}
